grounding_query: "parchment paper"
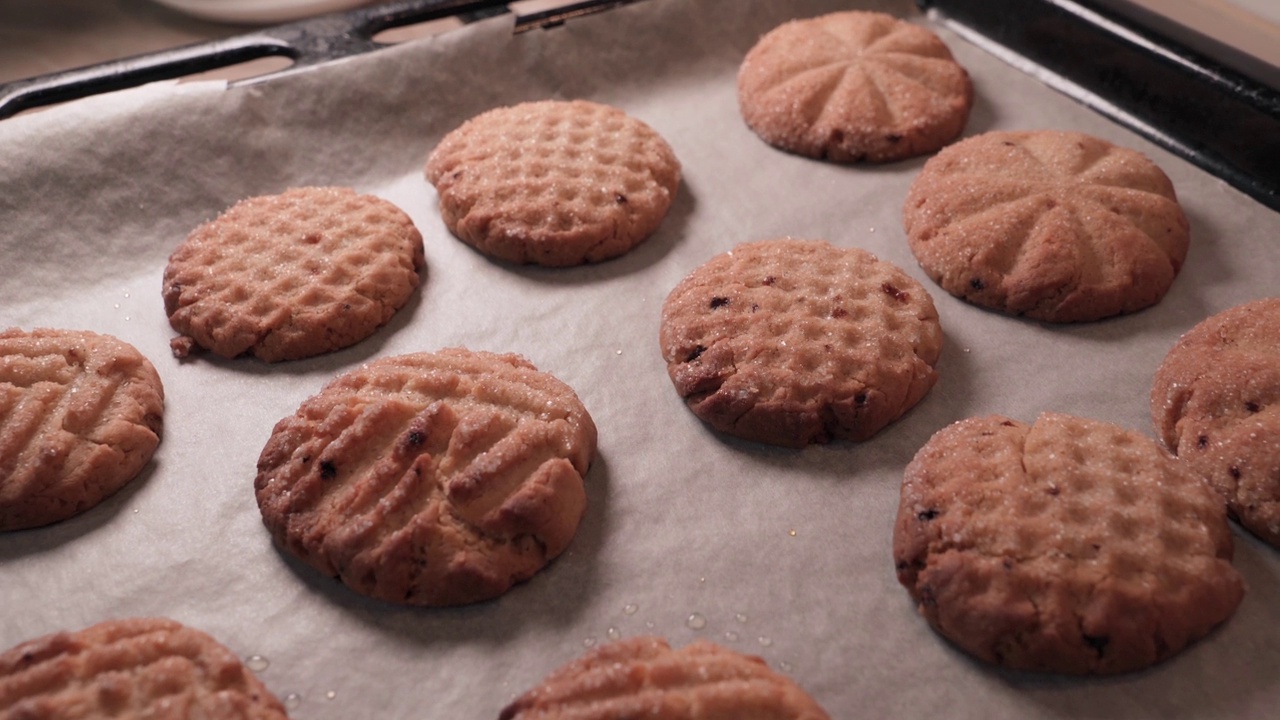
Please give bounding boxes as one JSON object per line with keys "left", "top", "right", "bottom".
{"left": 3, "top": 1, "right": 1279, "bottom": 717}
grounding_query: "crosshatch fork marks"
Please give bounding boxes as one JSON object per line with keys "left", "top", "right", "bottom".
{"left": 0, "top": 328, "right": 164, "bottom": 531}
{"left": 254, "top": 347, "right": 596, "bottom": 606}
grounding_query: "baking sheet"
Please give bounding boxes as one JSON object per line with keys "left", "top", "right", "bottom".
{"left": 3, "top": 0, "right": 1280, "bottom": 717}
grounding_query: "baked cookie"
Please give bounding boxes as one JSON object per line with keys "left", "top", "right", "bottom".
{"left": 424, "top": 99, "right": 681, "bottom": 266}
{"left": 163, "top": 186, "right": 425, "bottom": 362}
{"left": 255, "top": 347, "right": 596, "bottom": 606}
{"left": 737, "top": 11, "right": 972, "bottom": 163}
{"left": 500, "top": 636, "right": 830, "bottom": 720}
{"left": 659, "top": 238, "right": 942, "bottom": 447}
{"left": 1151, "top": 297, "right": 1280, "bottom": 546}
{"left": 903, "top": 130, "right": 1190, "bottom": 322}
{"left": 1, "top": 328, "right": 164, "bottom": 531}
{"left": 0, "top": 617, "right": 288, "bottom": 719}
{"left": 893, "top": 412, "right": 1244, "bottom": 675}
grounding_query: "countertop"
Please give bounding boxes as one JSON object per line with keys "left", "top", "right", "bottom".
{"left": 0, "top": 0, "right": 247, "bottom": 85}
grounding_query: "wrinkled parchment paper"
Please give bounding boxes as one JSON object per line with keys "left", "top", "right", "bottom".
{"left": 3, "top": 1, "right": 1279, "bottom": 717}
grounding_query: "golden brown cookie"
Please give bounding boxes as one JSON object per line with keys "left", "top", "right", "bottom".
{"left": 163, "top": 187, "right": 425, "bottom": 362}
{"left": 1151, "top": 297, "right": 1280, "bottom": 546}
{"left": 500, "top": 636, "right": 830, "bottom": 720}
{"left": 1, "top": 328, "right": 164, "bottom": 531}
{"left": 893, "top": 412, "right": 1244, "bottom": 675}
{"left": 737, "top": 11, "right": 973, "bottom": 163}
{"left": 424, "top": 99, "right": 681, "bottom": 267}
{"left": 0, "top": 617, "right": 288, "bottom": 719}
{"left": 255, "top": 347, "right": 596, "bottom": 606}
{"left": 903, "top": 130, "right": 1190, "bottom": 322}
{"left": 659, "top": 238, "right": 942, "bottom": 447}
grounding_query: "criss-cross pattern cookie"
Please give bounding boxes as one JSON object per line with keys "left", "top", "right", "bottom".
{"left": 1, "top": 328, "right": 164, "bottom": 531}
{"left": 738, "top": 11, "right": 973, "bottom": 163}
{"left": 1151, "top": 297, "right": 1280, "bottom": 546}
{"left": 0, "top": 617, "right": 288, "bottom": 719}
{"left": 893, "top": 412, "right": 1244, "bottom": 675}
{"left": 660, "top": 238, "right": 942, "bottom": 447}
{"left": 903, "top": 130, "right": 1190, "bottom": 322}
{"left": 500, "top": 636, "right": 830, "bottom": 720}
{"left": 255, "top": 347, "right": 596, "bottom": 606}
{"left": 424, "top": 99, "right": 681, "bottom": 267}
{"left": 163, "top": 187, "right": 425, "bottom": 362}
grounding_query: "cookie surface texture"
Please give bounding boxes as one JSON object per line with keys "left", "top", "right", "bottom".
{"left": 737, "top": 11, "right": 973, "bottom": 163}
{"left": 0, "top": 617, "right": 288, "bottom": 719}
{"left": 255, "top": 347, "right": 596, "bottom": 606}
{"left": 893, "top": 412, "right": 1244, "bottom": 675}
{"left": 500, "top": 636, "right": 831, "bottom": 720}
{"left": 660, "top": 238, "right": 942, "bottom": 447}
{"left": 1151, "top": 297, "right": 1280, "bottom": 546}
{"left": 163, "top": 186, "right": 425, "bottom": 362}
{"left": 424, "top": 99, "right": 681, "bottom": 266}
{"left": 0, "top": 328, "right": 164, "bottom": 531}
{"left": 903, "top": 130, "right": 1190, "bottom": 322}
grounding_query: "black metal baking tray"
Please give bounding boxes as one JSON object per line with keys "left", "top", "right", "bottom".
{"left": 918, "top": 0, "right": 1280, "bottom": 212}
{"left": 0, "top": 0, "right": 638, "bottom": 120}
{"left": 2, "top": 0, "right": 1276, "bottom": 212}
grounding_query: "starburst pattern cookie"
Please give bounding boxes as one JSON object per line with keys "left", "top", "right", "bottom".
{"left": 738, "top": 11, "right": 973, "bottom": 162}
{"left": 903, "top": 130, "right": 1190, "bottom": 322}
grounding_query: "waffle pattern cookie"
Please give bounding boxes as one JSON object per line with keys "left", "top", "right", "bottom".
{"left": 737, "top": 11, "right": 972, "bottom": 163}
{"left": 660, "top": 238, "right": 942, "bottom": 447}
{"left": 255, "top": 348, "right": 596, "bottom": 606}
{"left": 0, "top": 617, "right": 288, "bottom": 719}
{"left": 500, "top": 637, "right": 830, "bottom": 720}
{"left": 904, "top": 130, "right": 1190, "bottom": 322}
{"left": 893, "top": 412, "right": 1244, "bottom": 675}
{"left": 1, "top": 328, "right": 164, "bottom": 531}
{"left": 163, "top": 187, "right": 425, "bottom": 362}
{"left": 424, "top": 99, "right": 681, "bottom": 266}
{"left": 1151, "top": 297, "right": 1280, "bottom": 546}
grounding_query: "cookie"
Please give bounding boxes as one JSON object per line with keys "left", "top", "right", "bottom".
{"left": 903, "top": 130, "right": 1190, "bottom": 322}
{"left": 659, "top": 238, "right": 942, "bottom": 447}
{"left": 0, "top": 617, "right": 287, "bottom": 719}
{"left": 737, "top": 11, "right": 973, "bottom": 163}
{"left": 255, "top": 347, "right": 596, "bottom": 606}
{"left": 1151, "top": 297, "right": 1280, "bottom": 546}
{"left": 893, "top": 412, "right": 1244, "bottom": 675}
{"left": 163, "top": 186, "right": 425, "bottom": 362}
{"left": 1, "top": 328, "right": 164, "bottom": 531}
{"left": 500, "top": 636, "right": 830, "bottom": 720}
{"left": 424, "top": 99, "right": 681, "bottom": 267}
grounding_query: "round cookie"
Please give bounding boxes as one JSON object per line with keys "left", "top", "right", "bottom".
{"left": 1151, "top": 297, "right": 1280, "bottom": 546}
{"left": 903, "top": 130, "right": 1190, "bottom": 322}
{"left": 1, "top": 328, "right": 164, "bottom": 531}
{"left": 0, "top": 617, "right": 287, "bottom": 719}
{"left": 893, "top": 412, "right": 1244, "bottom": 675}
{"left": 500, "top": 636, "right": 831, "bottom": 720}
{"left": 163, "top": 186, "right": 425, "bottom": 362}
{"left": 424, "top": 99, "right": 681, "bottom": 267}
{"left": 254, "top": 347, "right": 596, "bottom": 606}
{"left": 659, "top": 238, "right": 942, "bottom": 447}
{"left": 737, "top": 11, "right": 973, "bottom": 163}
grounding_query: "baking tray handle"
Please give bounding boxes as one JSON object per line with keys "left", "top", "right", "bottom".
{"left": 0, "top": 0, "right": 640, "bottom": 120}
